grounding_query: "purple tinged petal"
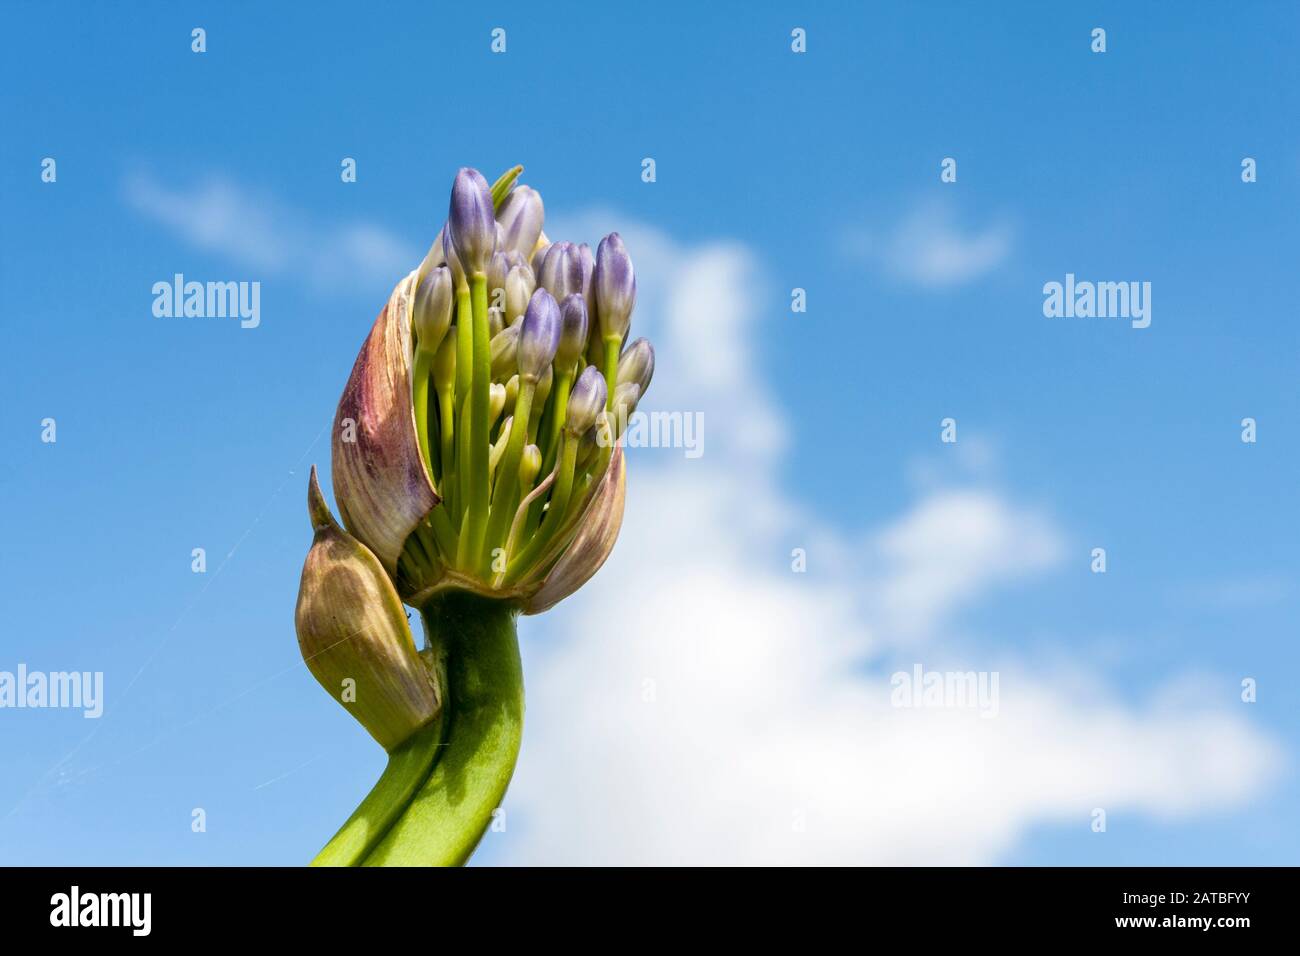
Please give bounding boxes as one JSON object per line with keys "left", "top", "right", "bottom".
{"left": 538, "top": 240, "right": 584, "bottom": 303}
{"left": 594, "top": 232, "right": 636, "bottom": 340}
{"left": 518, "top": 288, "right": 561, "bottom": 381}
{"left": 556, "top": 293, "right": 589, "bottom": 370}
{"left": 495, "top": 185, "right": 545, "bottom": 259}
{"left": 565, "top": 364, "right": 607, "bottom": 436}
{"left": 332, "top": 275, "right": 440, "bottom": 580}
{"left": 448, "top": 167, "right": 495, "bottom": 274}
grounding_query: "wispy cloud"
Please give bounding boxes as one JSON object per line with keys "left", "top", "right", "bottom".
{"left": 846, "top": 199, "right": 1014, "bottom": 288}
{"left": 483, "top": 218, "right": 1279, "bottom": 866}
{"left": 123, "top": 172, "right": 420, "bottom": 292}
{"left": 867, "top": 489, "right": 1065, "bottom": 640}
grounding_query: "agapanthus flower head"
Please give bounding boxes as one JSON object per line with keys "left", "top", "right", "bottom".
{"left": 299, "top": 164, "right": 653, "bottom": 869}
{"left": 318, "top": 164, "right": 651, "bottom": 618}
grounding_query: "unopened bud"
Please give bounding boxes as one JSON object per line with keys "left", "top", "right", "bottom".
{"left": 616, "top": 337, "right": 655, "bottom": 395}
{"left": 520, "top": 444, "right": 542, "bottom": 486}
{"left": 565, "top": 365, "right": 607, "bottom": 437}
{"left": 448, "top": 167, "right": 495, "bottom": 275}
{"left": 490, "top": 325, "right": 520, "bottom": 382}
{"left": 518, "top": 288, "right": 561, "bottom": 382}
{"left": 556, "top": 293, "right": 589, "bottom": 372}
{"left": 413, "top": 266, "right": 454, "bottom": 356}
{"left": 594, "top": 232, "right": 635, "bottom": 341}
{"left": 496, "top": 185, "right": 545, "bottom": 259}
{"left": 505, "top": 264, "right": 535, "bottom": 326}
{"left": 295, "top": 468, "right": 439, "bottom": 751}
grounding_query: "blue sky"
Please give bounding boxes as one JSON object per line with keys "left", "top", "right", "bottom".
{"left": 2, "top": 1, "right": 1297, "bottom": 865}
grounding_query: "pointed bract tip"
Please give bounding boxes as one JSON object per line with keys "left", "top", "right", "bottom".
{"left": 307, "top": 465, "right": 340, "bottom": 534}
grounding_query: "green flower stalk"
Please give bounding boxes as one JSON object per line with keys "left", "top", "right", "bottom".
{"left": 296, "top": 165, "right": 653, "bottom": 866}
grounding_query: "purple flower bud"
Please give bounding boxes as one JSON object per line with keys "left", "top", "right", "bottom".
{"left": 495, "top": 185, "right": 545, "bottom": 259}
{"left": 413, "top": 266, "right": 454, "bottom": 355}
{"left": 616, "top": 337, "right": 655, "bottom": 395}
{"left": 555, "top": 293, "right": 589, "bottom": 371}
{"left": 565, "top": 364, "right": 607, "bottom": 437}
{"left": 448, "top": 167, "right": 495, "bottom": 275}
{"left": 518, "top": 288, "right": 561, "bottom": 382}
{"left": 594, "top": 232, "right": 636, "bottom": 340}
{"left": 538, "top": 241, "right": 584, "bottom": 303}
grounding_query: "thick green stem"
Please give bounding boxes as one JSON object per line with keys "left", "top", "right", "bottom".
{"left": 453, "top": 286, "right": 473, "bottom": 524}
{"left": 309, "top": 716, "right": 444, "bottom": 867}
{"left": 362, "top": 594, "right": 523, "bottom": 867}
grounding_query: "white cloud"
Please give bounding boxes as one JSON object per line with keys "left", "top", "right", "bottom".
{"left": 847, "top": 200, "right": 1013, "bottom": 287}
{"left": 867, "top": 489, "right": 1065, "bottom": 640}
{"left": 123, "top": 173, "right": 420, "bottom": 292}
{"left": 486, "top": 218, "right": 1281, "bottom": 865}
